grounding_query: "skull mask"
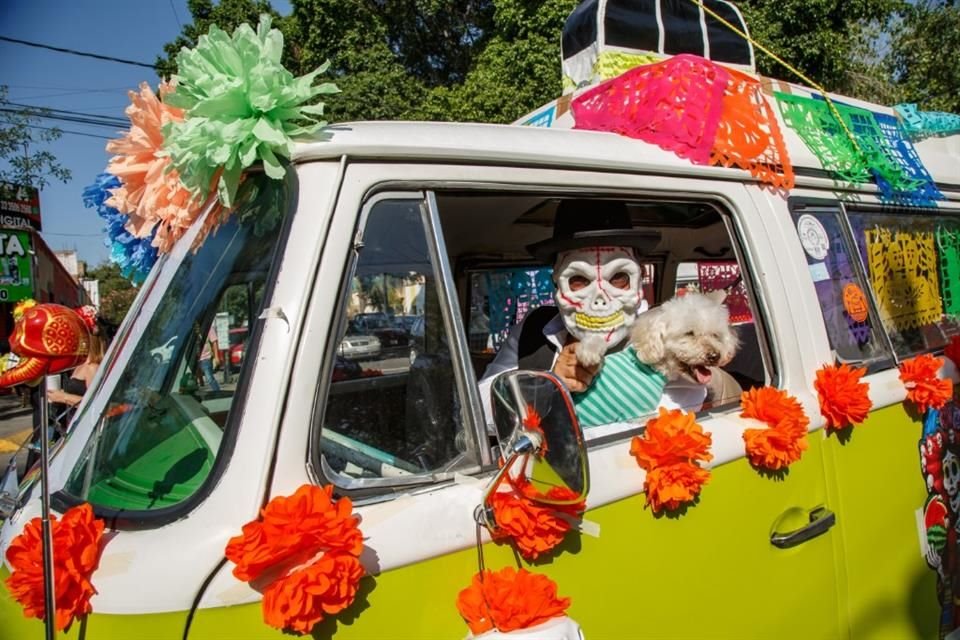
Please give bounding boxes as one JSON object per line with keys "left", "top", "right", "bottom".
{"left": 554, "top": 246, "right": 642, "bottom": 359}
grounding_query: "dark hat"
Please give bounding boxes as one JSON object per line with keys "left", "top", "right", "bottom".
{"left": 526, "top": 199, "right": 661, "bottom": 262}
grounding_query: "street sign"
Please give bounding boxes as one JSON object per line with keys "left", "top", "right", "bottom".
{"left": 0, "top": 230, "right": 33, "bottom": 302}
{"left": 0, "top": 182, "right": 41, "bottom": 231}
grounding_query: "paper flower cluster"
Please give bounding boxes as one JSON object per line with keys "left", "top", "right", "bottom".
{"left": 82, "top": 172, "right": 159, "bottom": 283}
{"left": 456, "top": 567, "right": 571, "bottom": 635}
{"left": 89, "top": 15, "right": 337, "bottom": 276}
{"left": 490, "top": 478, "right": 585, "bottom": 560}
{"left": 629, "top": 407, "right": 713, "bottom": 513}
{"left": 740, "top": 387, "right": 810, "bottom": 471}
{"left": 4, "top": 503, "right": 105, "bottom": 631}
{"left": 814, "top": 363, "right": 873, "bottom": 432}
{"left": 572, "top": 54, "right": 794, "bottom": 190}
{"left": 224, "top": 484, "right": 365, "bottom": 635}
{"left": 899, "top": 354, "right": 953, "bottom": 414}
{"left": 163, "top": 15, "right": 338, "bottom": 208}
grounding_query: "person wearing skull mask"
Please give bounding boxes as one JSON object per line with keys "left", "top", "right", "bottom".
{"left": 478, "top": 199, "right": 706, "bottom": 427}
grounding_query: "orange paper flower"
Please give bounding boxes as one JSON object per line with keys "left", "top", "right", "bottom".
{"left": 5, "top": 503, "right": 105, "bottom": 631}
{"left": 899, "top": 354, "right": 954, "bottom": 413}
{"left": 261, "top": 551, "right": 364, "bottom": 634}
{"left": 225, "top": 485, "right": 365, "bottom": 635}
{"left": 814, "top": 363, "right": 872, "bottom": 431}
{"left": 456, "top": 567, "right": 571, "bottom": 635}
{"left": 629, "top": 408, "right": 713, "bottom": 512}
{"left": 490, "top": 486, "right": 585, "bottom": 560}
{"left": 225, "top": 484, "right": 362, "bottom": 582}
{"left": 106, "top": 81, "right": 215, "bottom": 253}
{"left": 523, "top": 405, "right": 547, "bottom": 455}
{"left": 739, "top": 387, "right": 809, "bottom": 471}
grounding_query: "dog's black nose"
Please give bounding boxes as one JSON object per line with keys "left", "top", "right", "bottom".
{"left": 706, "top": 351, "right": 720, "bottom": 364}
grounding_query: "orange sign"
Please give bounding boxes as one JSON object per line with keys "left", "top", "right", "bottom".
{"left": 843, "top": 283, "right": 869, "bottom": 323}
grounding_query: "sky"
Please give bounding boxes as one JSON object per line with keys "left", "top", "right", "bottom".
{"left": 0, "top": 0, "right": 290, "bottom": 267}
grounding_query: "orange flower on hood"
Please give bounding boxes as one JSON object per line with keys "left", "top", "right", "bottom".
{"left": 629, "top": 408, "right": 713, "bottom": 513}
{"left": 5, "top": 503, "right": 105, "bottom": 631}
{"left": 261, "top": 551, "right": 364, "bottom": 634}
{"left": 490, "top": 485, "right": 585, "bottom": 560}
{"left": 456, "top": 567, "right": 571, "bottom": 635}
{"left": 900, "top": 354, "right": 953, "bottom": 413}
{"left": 225, "top": 484, "right": 362, "bottom": 583}
{"left": 814, "top": 363, "right": 872, "bottom": 431}
{"left": 740, "top": 387, "right": 809, "bottom": 471}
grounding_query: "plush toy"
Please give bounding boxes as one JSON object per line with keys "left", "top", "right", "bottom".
{"left": 0, "top": 301, "right": 92, "bottom": 388}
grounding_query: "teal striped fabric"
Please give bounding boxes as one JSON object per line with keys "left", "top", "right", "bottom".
{"left": 573, "top": 347, "right": 666, "bottom": 428}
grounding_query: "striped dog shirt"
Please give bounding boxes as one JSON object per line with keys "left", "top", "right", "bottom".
{"left": 573, "top": 346, "right": 666, "bottom": 428}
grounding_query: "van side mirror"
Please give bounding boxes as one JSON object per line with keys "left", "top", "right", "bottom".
{"left": 475, "top": 371, "right": 589, "bottom": 529}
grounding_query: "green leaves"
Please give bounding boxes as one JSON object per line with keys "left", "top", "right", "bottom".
{"left": 162, "top": 15, "right": 339, "bottom": 207}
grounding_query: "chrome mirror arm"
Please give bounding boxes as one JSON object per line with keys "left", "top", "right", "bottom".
{"left": 473, "top": 431, "right": 541, "bottom": 531}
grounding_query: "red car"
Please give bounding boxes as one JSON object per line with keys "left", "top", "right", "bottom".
{"left": 228, "top": 327, "right": 248, "bottom": 367}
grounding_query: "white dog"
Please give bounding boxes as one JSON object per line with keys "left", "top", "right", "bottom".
{"left": 630, "top": 291, "right": 740, "bottom": 393}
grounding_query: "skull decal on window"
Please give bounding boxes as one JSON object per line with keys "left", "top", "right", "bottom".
{"left": 554, "top": 246, "right": 642, "bottom": 366}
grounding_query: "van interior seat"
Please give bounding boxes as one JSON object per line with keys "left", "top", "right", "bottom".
{"left": 725, "top": 321, "right": 765, "bottom": 390}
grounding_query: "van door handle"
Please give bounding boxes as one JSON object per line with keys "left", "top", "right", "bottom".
{"left": 770, "top": 507, "right": 836, "bottom": 549}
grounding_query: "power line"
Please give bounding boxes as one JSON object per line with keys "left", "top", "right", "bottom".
{"left": 25, "top": 124, "right": 113, "bottom": 140}
{"left": 0, "top": 35, "right": 156, "bottom": 69}
{"left": 6, "top": 101, "right": 128, "bottom": 124}
{"left": 0, "top": 104, "right": 127, "bottom": 129}
{"left": 169, "top": 0, "right": 184, "bottom": 28}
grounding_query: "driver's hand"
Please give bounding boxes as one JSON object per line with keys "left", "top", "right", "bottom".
{"left": 552, "top": 340, "right": 599, "bottom": 393}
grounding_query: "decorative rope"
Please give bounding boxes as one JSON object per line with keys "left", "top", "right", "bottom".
{"left": 687, "top": 0, "right": 865, "bottom": 164}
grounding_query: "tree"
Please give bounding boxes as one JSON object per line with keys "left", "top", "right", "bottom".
{"left": 737, "top": 0, "right": 904, "bottom": 100}
{"left": 87, "top": 263, "right": 139, "bottom": 326}
{"left": 0, "top": 86, "right": 72, "bottom": 190}
{"left": 886, "top": 0, "right": 960, "bottom": 113}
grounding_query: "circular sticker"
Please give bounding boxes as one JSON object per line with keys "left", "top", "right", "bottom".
{"left": 796, "top": 214, "right": 830, "bottom": 261}
{"left": 843, "top": 283, "right": 869, "bottom": 323}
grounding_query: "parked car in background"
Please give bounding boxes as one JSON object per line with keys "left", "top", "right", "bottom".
{"left": 149, "top": 336, "right": 178, "bottom": 365}
{"left": 228, "top": 328, "right": 249, "bottom": 367}
{"left": 351, "top": 312, "right": 408, "bottom": 354}
{"left": 338, "top": 322, "right": 381, "bottom": 360}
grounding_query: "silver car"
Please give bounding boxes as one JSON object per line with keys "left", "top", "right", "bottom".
{"left": 338, "top": 333, "right": 381, "bottom": 360}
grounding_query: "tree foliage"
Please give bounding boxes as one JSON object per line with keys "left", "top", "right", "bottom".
{"left": 87, "top": 263, "right": 138, "bottom": 326}
{"left": 159, "top": 0, "right": 959, "bottom": 130}
{"left": 886, "top": 0, "right": 960, "bottom": 113}
{"left": 0, "top": 86, "right": 72, "bottom": 190}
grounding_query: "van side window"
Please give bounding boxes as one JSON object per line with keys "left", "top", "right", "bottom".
{"left": 317, "top": 199, "right": 475, "bottom": 485}
{"left": 846, "top": 210, "right": 960, "bottom": 358}
{"left": 788, "top": 204, "right": 893, "bottom": 366}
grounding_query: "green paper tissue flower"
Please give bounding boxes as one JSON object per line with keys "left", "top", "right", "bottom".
{"left": 163, "top": 15, "right": 338, "bottom": 207}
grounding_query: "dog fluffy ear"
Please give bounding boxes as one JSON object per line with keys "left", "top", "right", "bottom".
{"left": 631, "top": 308, "right": 666, "bottom": 364}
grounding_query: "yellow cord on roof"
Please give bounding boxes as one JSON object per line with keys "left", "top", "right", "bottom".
{"left": 689, "top": 0, "right": 865, "bottom": 159}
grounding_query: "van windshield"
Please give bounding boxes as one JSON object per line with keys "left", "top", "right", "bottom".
{"left": 61, "top": 173, "right": 290, "bottom": 513}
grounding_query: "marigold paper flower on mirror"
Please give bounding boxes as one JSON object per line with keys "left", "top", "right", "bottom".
{"left": 224, "top": 484, "right": 365, "bottom": 634}
{"left": 814, "top": 363, "right": 872, "bottom": 431}
{"left": 899, "top": 353, "right": 953, "bottom": 414}
{"left": 740, "top": 386, "right": 809, "bottom": 471}
{"left": 456, "top": 567, "right": 571, "bottom": 635}
{"left": 629, "top": 407, "right": 713, "bottom": 513}
{"left": 490, "top": 479, "right": 585, "bottom": 560}
{"left": 4, "top": 503, "right": 105, "bottom": 631}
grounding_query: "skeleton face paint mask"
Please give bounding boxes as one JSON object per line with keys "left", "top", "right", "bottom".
{"left": 554, "top": 246, "right": 642, "bottom": 355}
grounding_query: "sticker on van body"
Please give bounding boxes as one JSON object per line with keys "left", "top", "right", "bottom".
{"left": 808, "top": 262, "right": 830, "bottom": 283}
{"left": 796, "top": 214, "right": 830, "bottom": 260}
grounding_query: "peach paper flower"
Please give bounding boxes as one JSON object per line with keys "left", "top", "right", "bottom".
{"left": 456, "top": 567, "right": 571, "bottom": 635}
{"left": 106, "top": 81, "right": 214, "bottom": 253}
{"left": 5, "top": 503, "right": 105, "bottom": 631}
{"left": 899, "top": 354, "right": 953, "bottom": 413}
{"left": 814, "top": 363, "right": 872, "bottom": 431}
